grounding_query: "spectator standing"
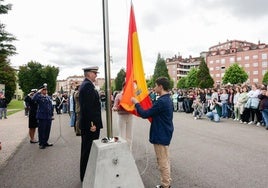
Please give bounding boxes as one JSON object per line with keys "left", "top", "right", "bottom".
{"left": 131, "top": 77, "right": 174, "bottom": 188}
{"left": 99, "top": 91, "right": 106, "bottom": 110}
{"left": 239, "top": 85, "right": 250, "bottom": 124}
{"left": 220, "top": 88, "right": 229, "bottom": 118}
{"left": 0, "top": 91, "right": 7, "bottom": 119}
{"left": 79, "top": 66, "right": 103, "bottom": 182}
{"left": 233, "top": 86, "right": 241, "bottom": 121}
{"left": 259, "top": 87, "right": 268, "bottom": 129}
{"left": 246, "top": 83, "right": 262, "bottom": 125}
{"left": 33, "top": 84, "right": 54, "bottom": 149}
{"left": 172, "top": 90, "right": 178, "bottom": 112}
{"left": 177, "top": 90, "right": 184, "bottom": 112}
{"left": 73, "top": 85, "right": 81, "bottom": 136}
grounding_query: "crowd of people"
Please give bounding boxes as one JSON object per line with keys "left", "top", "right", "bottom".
{"left": 167, "top": 83, "right": 268, "bottom": 130}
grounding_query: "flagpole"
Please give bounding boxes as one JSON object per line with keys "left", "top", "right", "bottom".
{"left": 102, "top": 0, "right": 113, "bottom": 138}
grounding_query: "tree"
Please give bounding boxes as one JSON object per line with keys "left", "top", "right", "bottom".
{"left": 263, "top": 71, "right": 268, "bottom": 85}
{"left": 18, "top": 61, "right": 59, "bottom": 96}
{"left": 114, "top": 68, "right": 126, "bottom": 91}
{"left": 185, "top": 68, "right": 198, "bottom": 88}
{"left": 222, "top": 63, "right": 248, "bottom": 84}
{"left": 196, "top": 58, "right": 214, "bottom": 88}
{"left": 0, "top": 1, "right": 17, "bottom": 103}
{"left": 150, "top": 53, "right": 173, "bottom": 88}
{"left": 177, "top": 77, "right": 187, "bottom": 89}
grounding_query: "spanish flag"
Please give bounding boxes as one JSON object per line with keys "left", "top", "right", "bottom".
{"left": 120, "top": 4, "right": 152, "bottom": 118}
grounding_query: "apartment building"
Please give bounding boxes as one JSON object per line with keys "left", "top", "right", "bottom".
{"left": 206, "top": 40, "right": 268, "bottom": 85}
{"left": 166, "top": 55, "right": 202, "bottom": 86}
{"left": 166, "top": 40, "right": 268, "bottom": 87}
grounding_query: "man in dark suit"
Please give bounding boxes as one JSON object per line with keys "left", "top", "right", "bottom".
{"left": 33, "top": 84, "right": 54, "bottom": 149}
{"left": 79, "top": 66, "right": 103, "bottom": 182}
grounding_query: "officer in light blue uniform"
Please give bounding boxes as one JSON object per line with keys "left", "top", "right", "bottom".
{"left": 33, "top": 84, "right": 54, "bottom": 149}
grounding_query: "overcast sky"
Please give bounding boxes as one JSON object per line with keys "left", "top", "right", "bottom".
{"left": 2, "top": 0, "right": 268, "bottom": 79}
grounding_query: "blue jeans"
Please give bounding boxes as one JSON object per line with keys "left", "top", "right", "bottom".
{"left": 221, "top": 103, "right": 228, "bottom": 118}
{"left": 261, "top": 109, "right": 268, "bottom": 127}
{"left": 206, "top": 111, "right": 220, "bottom": 122}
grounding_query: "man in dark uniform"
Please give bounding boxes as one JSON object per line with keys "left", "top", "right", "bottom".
{"left": 33, "top": 84, "right": 54, "bottom": 149}
{"left": 79, "top": 66, "right": 103, "bottom": 182}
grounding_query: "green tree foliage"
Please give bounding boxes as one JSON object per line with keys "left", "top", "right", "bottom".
{"left": 150, "top": 53, "right": 173, "bottom": 88}
{"left": 263, "top": 71, "right": 268, "bottom": 85}
{"left": 186, "top": 68, "right": 198, "bottom": 88}
{"left": 18, "top": 61, "right": 59, "bottom": 95}
{"left": 114, "top": 68, "right": 126, "bottom": 91}
{"left": 196, "top": 58, "right": 214, "bottom": 88}
{"left": 0, "top": 0, "right": 17, "bottom": 103}
{"left": 222, "top": 63, "right": 248, "bottom": 84}
{"left": 177, "top": 77, "right": 187, "bottom": 89}
{"left": 0, "top": 59, "right": 16, "bottom": 103}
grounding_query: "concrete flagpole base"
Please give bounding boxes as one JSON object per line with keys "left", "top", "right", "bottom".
{"left": 82, "top": 137, "right": 144, "bottom": 188}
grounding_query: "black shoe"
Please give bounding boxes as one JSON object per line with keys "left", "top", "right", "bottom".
{"left": 45, "top": 143, "right": 53, "bottom": 147}
{"left": 30, "top": 140, "right": 38, "bottom": 144}
{"left": 155, "top": 185, "right": 171, "bottom": 188}
{"left": 39, "top": 145, "right": 46, "bottom": 149}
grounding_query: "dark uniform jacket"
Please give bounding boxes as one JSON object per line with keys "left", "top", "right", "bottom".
{"left": 33, "top": 93, "right": 53, "bottom": 120}
{"left": 79, "top": 78, "right": 103, "bottom": 132}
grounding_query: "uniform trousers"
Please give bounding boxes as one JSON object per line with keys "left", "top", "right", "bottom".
{"left": 80, "top": 129, "right": 100, "bottom": 182}
{"left": 154, "top": 144, "right": 171, "bottom": 188}
{"left": 38, "top": 119, "right": 52, "bottom": 146}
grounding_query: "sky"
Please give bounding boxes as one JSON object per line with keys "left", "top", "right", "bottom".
{"left": 2, "top": 0, "right": 268, "bottom": 80}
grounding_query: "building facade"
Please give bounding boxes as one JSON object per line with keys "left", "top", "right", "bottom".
{"left": 206, "top": 40, "right": 268, "bottom": 85}
{"left": 166, "top": 40, "right": 268, "bottom": 88}
{"left": 166, "top": 55, "right": 202, "bottom": 87}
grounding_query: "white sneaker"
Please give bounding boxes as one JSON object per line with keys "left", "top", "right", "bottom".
{"left": 256, "top": 122, "right": 260, "bottom": 126}
{"left": 248, "top": 121, "right": 253, "bottom": 125}
{"left": 194, "top": 117, "right": 197, "bottom": 120}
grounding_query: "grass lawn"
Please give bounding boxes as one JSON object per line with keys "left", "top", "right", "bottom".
{"left": 7, "top": 100, "right": 24, "bottom": 116}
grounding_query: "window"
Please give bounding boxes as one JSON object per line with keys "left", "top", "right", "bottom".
{"left": 253, "top": 55, "right": 258, "bottom": 59}
{"left": 221, "top": 59, "right": 225, "bottom": 64}
{"left": 215, "top": 67, "right": 220, "bottom": 70}
{"left": 216, "top": 59, "right": 220, "bottom": 63}
{"left": 237, "top": 57, "right": 241, "bottom": 61}
{"left": 244, "top": 63, "right": 250, "bottom": 68}
{"left": 210, "top": 60, "right": 213, "bottom": 64}
{"left": 230, "top": 57, "right": 235, "bottom": 63}
{"left": 221, "top": 66, "right": 225, "bottom": 70}
{"left": 216, "top": 74, "right": 220, "bottom": 77}
{"left": 253, "top": 71, "right": 258, "bottom": 75}
{"left": 210, "top": 67, "right": 214, "bottom": 71}
{"left": 253, "top": 62, "right": 258, "bottom": 67}
{"left": 262, "top": 53, "right": 267, "bottom": 59}
{"left": 263, "top": 70, "right": 266, "bottom": 75}
{"left": 211, "top": 74, "right": 214, "bottom": 77}
{"left": 244, "top": 56, "right": 249, "bottom": 60}
{"left": 253, "top": 78, "right": 259, "bottom": 83}
{"left": 262, "top": 61, "right": 268, "bottom": 67}
{"left": 221, "top": 73, "right": 225, "bottom": 77}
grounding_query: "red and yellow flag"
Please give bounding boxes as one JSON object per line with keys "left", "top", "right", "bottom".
{"left": 120, "top": 4, "right": 152, "bottom": 118}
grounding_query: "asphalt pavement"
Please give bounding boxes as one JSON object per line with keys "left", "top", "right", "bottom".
{"left": 1, "top": 110, "right": 268, "bottom": 188}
